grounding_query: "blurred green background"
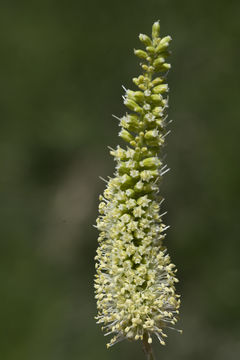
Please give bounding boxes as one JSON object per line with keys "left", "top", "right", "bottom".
{"left": 1, "top": 0, "right": 239, "bottom": 359}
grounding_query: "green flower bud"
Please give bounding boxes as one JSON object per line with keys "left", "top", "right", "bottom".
{"left": 150, "top": 77, "right": 164, "bottom": 86}
{"left": 119, "top": 129, "right": 134, "bottom": 143}
{"left": 132, "top": 75, "right": 147, "bottom": 89}
{"left": 146, "top": 46, "right": 156, "bottom": 54}
{"left": 120, "top": 174, "right": 133, "bottom": 185}
{"left": 152, "top": 106, "right": 163, "bottom": 116}
{"left": 132, "top": 77, "right": 139, "bottom": 86}
{"left": 127, "top": 90, "right": 145, "bottom": 103}
{"left": 144, "top": 113, "right": 156, "bottom": 123}
{"left": 134, "top": 49, "right": 148, "bottom": 59}
{"left": 153, "top": 57, "right": 165, "bottom": 68}
{"left": 140, "top": 169, "right": 158, "bottom": 182}
{"left": 110, "top": 146, "right": 126, "bottom": 160}
{"left": 125, "top": 188, "right": 135, "bottom": 197}
{"left": 162, "top": 63, "right": 171, "bottom": 70}
{"left": 152, "top": 21, "right": 160, "bottom": 39}
{"left": 153, "top": 84, "right": 169, "bottom": 94}
{"left": 156, "top": 118, "right": 165, "bottom": 128}
{"left": 128, "top": 113, "right": 140, "bottom": 124}
{"left": 124, "top": 98, "right": 143, "bottom": 113}
{"left": 145, "top": 129, "right": 159, "bottom": 140}
{"left": 156, "top": 35, "right": 172, "bottom": 52}
{"left": 138, "top": 84, "right": 146, "bottom": 91}
{"left": 150, "top": 94, "right": 163, "bottom": 103}
{"left": 141, "top": 64, "right": 149, "bottom": 71}
{"left": 120, "top": 114, "right": 141, "bottom": 132}
{"left": 140, "top": 157, "right": 161, "bottom": 169}
{"left": 139, "top": 33, "right": 152, "bottom": 46}
{"left": 134, "top": 180, "right": 144, "bottom": 192}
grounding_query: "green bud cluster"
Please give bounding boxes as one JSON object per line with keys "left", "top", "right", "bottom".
{"left": 94, "top": 21, "right": 181, "bottom": 349}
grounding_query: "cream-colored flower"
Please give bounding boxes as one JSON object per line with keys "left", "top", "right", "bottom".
{"left": 94, "top": 21, "right": 181, "bottom": 349}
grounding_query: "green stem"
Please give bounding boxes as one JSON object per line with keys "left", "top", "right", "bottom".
{"left": 142, "top": 333, "right": 155, "bottom": 360}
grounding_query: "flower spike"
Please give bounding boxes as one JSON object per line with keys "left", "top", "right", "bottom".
{"left": 94, "top": 21, "right": 181, "bottom": 350}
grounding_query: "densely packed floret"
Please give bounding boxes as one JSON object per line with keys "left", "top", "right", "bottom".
{"left": 94, "top": 21, "right": 181, "bottom": 348}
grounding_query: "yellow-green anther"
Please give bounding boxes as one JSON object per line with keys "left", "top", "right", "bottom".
{"left": 139, "top": 33, "right": 152, "bottom": 46}
{"left": 134, "top": 49, "right": 148, "bottom": 59}
{"left": 95, "top": 21, "right": 181, "bottom": 350}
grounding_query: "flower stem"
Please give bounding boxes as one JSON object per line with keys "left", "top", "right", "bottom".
{"left": 142, "top": 333, "right": 155, "bottom": 360}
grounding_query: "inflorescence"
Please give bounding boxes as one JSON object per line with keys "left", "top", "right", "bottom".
{"left": 94, "top": 21, "right": 181, "bottom": 348}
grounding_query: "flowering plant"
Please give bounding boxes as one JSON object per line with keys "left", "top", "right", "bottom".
{"left": 94, "top": 21, "right": 181, "bottom": 358}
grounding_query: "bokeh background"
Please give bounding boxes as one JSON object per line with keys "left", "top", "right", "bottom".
{"left": 1, "top": 0, "right": 240, "bottom": 359}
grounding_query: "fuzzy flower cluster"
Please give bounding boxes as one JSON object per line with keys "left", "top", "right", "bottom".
{"left": 94, "top": 21, "right": 181, "bottom": 348}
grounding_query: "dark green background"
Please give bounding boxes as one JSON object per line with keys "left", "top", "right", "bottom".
{"left": 1, "top": 0, "right": 239, "bottom": 359}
